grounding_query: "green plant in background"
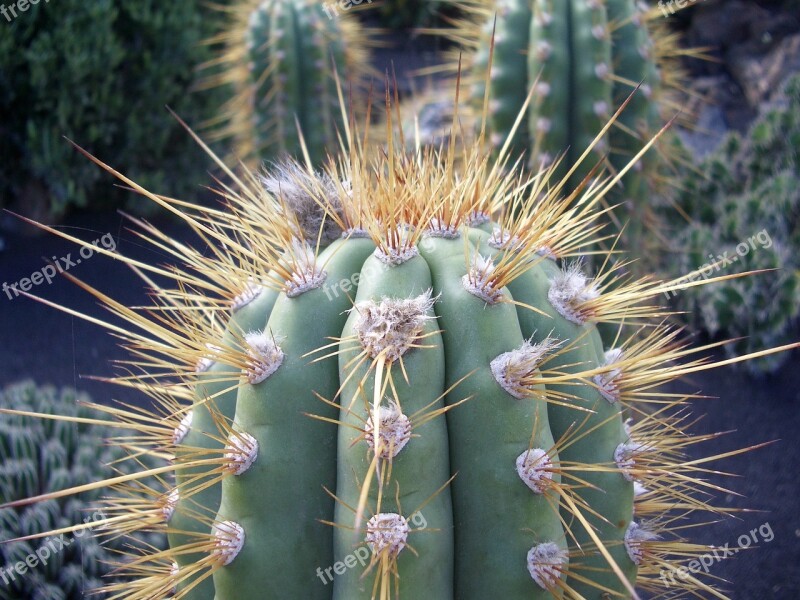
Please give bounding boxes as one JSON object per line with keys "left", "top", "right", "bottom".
{"left": 203, "top": 0, "right": 374, "bottom": 168}
{"left": 663, "top": 74, "right": 800, "bottom": 374}
{"left": 1, "top": 94, "right": 795, "bottom": 600}
{"left": 0, "top": 0, "right": 229, "bottom": 220}
{"left": 0, "top": 381, "right": 165, "bottom": 600}
{"left": 438, "top": 0, "right": 699, "bottom": 255}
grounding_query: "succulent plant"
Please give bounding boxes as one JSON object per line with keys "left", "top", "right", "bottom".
{"left": 0, "top": 0, "right": 229, "bottom": 218}
{"left": 0, "top": 381, "right": 165, "bottom": 600}
{"left": 662, "top": 74, "right": 800, "bottom": 374}
{"left": 203, "top": 0, "right": 373, "bottom": 167}
{"left": 1, "top": 88, "right": 796, "bottom": 600}
{"left": 436, "top": 0, "right": 700, "bottom": 254}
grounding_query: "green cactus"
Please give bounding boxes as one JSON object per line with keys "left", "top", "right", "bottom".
{"left": 0, "top": 381, "right": 165, "bottom": 600}
{"left": 205, "top": 0, "right": 373, "bottom": 167}
{"left": 663, "top": 75, "right": 800, "bottom": 374}
{"left": 1, "top": 91, "right": 796, "bottom": 600}
{"left": 441, "top": 0, "right": 694, "bottom": 254}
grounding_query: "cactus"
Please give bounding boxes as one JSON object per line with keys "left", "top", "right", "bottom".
{"left": 203, "top": 0, "right": 373, "bottom": 167}
{"left": 662, "top": 75, "right": 800, "bottom": 374}
{"left": 1, "top": 90, "right": 796, "bottom": 600}
{"left": 438, "top": 0, "right": 699, "bottom": 254}
{"left": 0, "top": 381, "right": 165, "bottom": 600}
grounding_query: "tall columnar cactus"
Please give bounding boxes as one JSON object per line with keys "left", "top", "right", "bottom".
{"left": 444, "top": 0, "right": 694, "bottom": 252}
{"left": 1, "top": 97, "right": 796, "bottom": 600}
{"left": 203, "top": 0, "right": 373, "bottom": 167}
{"left": 0, "top": 381, "right": 165, "bottom": 600}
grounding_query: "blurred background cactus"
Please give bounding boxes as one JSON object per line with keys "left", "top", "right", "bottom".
{"left": 433, "top": 0, "right": 698, "bottom": 257}
{"left": 661, "top": 74, "right": 800, "bottom": 374}
{"left": 201, "top": 0, "right": 374, "bottom": 168}
{"left": 0, "top": 381, "right": 165, "bottom": 600}
{"left": 0, "top": 0, "right": 230, "bottom": 221}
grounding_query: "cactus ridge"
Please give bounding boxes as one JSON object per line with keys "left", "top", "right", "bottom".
{"left": 1, "top": 88, "right": 797, "bottom": 600}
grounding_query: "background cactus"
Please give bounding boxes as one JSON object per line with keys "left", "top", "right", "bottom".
{"left": 1, "top": 94, "right": 793, "bottom": 600}
{"left": 437, "top": 0, "right": 697, "bottom": 254}
{"left": 0, "top": 381, "right": 165, "bottom": 600}
{"left": 661, "top": 74, "right": 800, "bottom": 374}
{"left": 203, "top": 0, "right": 374, "bottom": 167}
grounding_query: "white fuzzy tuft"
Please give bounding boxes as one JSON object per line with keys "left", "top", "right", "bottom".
{"left": 353, "top": 291, "right": 436, "bottom": 361}
{"left": 374, "top": 227, "right": 419, "bottom": 265}
{"left": 231, "top": 279, "right": 263, "bottom": 312}
{"left": 516, "top": 449, "right": 554, "bottom": 494}
{"left": 244, "top": 332, "right": 284, "bottom": 385}
{"left": 527, "top": 542, "right": 568, "bottom": 589}
{"left": 625, "top": 521, "right": 658, "bottom": 566}
{"left": 466, "top": 211, "right": 491, "bottom": 227}
{"left": 172, "top": 410, "right": 193, "bottom": 445}
{"left": 285, "top": 239, "right": 327, "bottom": 297}
{"left": 365, "top": 402, "right": 412, "bottom": 459}
{"left": 365, "top": 513, "right": 410, "bottom": 557}
{"left": 426, "top": 218, "right": 460, "bottom": 239}
{"left": 462, "top": 254, "right": 503, "bottom": 303}
{"left": 594, "top": 348, "right": 624, "bottom": 404}
{"left": 491, "top": 338, "right": 560, "bottom": 399}
{"left": 161, "top": 488, "right": 179, "bottom": 523}
{"left": 614, "top": 437, "right": 653, "bottom": 482}
{"left": 260, "top": 160, "right": 344, "bottom": 243}
{"left": 488, "top": 227, "right": 524, "bottom": 252}
{"left": 547, "top": 263, "right": 600, "bottom": 324}
{"left": 213, "top": 521, "right": 246, "bottom": 566}
{"left": 224, "top": 432, "right": 259, "bottom": 476}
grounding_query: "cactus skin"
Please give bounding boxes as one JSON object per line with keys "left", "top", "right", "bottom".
{"left": 664, "top": 75, "right": 800, "bottom": 374}
{"left": 210, "top": 0, "right": 372, "bottom": 167}
{"left": 0, "top": 381, "right": 164, "bottom": 600}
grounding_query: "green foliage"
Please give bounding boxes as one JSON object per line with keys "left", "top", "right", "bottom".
{"left": 0, "top": 1, "right": 227, "bottom": 218}
{"left": 664, "top": 75, "right": 800, "bottom": 374}
{"left": 0, "top": 381, "right": 164, "bottom": 600}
